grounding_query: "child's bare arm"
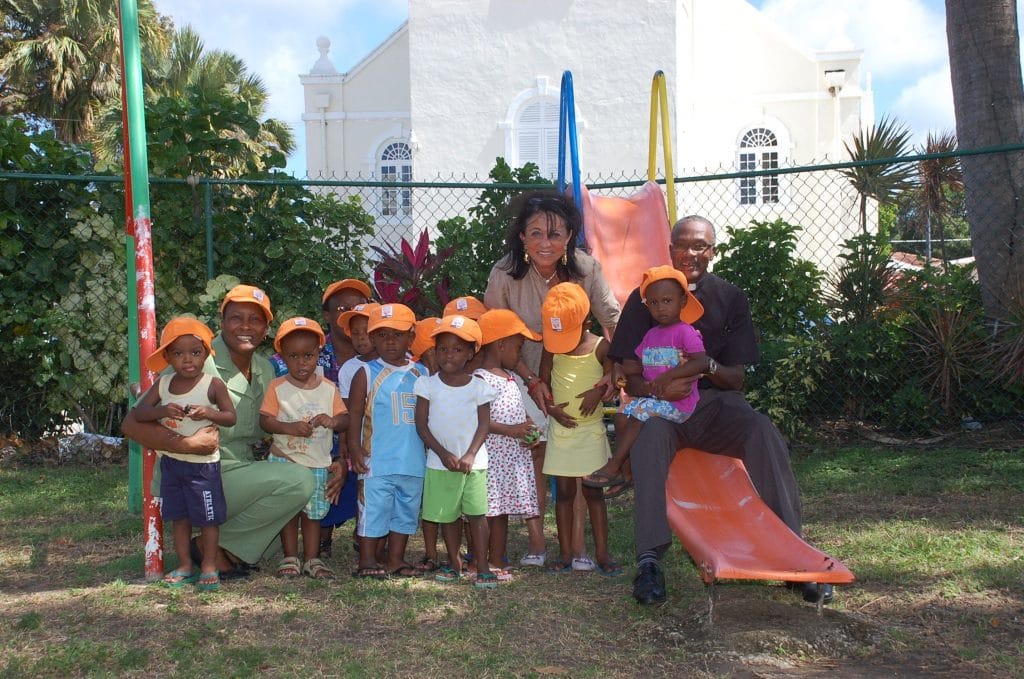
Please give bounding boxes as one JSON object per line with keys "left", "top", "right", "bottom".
{"left": 347, "top": 369, "right": 370, "bottom": 474}
{"left": 415, "top": 397, "right": 460, "bottom": 472}
{"left": 654, "top": 351, "right": 710, "bottom": 384}
{"left": 131, "top": 382, "right": 178, "bottom": 422}
{"left": 259, "top": 413, "right": 314, "bottom": 438}
{"left": 458, "top": 402, "right": 491, "bottom": 473}
{"left": 187, "top": 377, "right": 236, "bottom": 426}
{"left": 331, "top": 412, "right": 350, "bottom": 433}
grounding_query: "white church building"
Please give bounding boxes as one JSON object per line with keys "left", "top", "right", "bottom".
{"left": 300, "top": 0, "right": 873, "bottom": 260}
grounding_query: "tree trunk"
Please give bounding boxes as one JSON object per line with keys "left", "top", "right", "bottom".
{"left": 946, "top": 0, "right": 1024, "bottom": 321}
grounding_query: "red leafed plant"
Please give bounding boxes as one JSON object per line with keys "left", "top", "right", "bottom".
{"left": 371, "top": 230, "right": 454, "bottom": 316}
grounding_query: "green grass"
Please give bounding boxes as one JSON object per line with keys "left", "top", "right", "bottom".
{"left": 1, "top": 446, "right": 1022, "bottom": 676}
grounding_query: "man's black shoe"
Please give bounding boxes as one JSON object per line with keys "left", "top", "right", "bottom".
{"left": 632, "top": 562, "right": 667, "bottom": 605}
{"left": 787, "top": 581, "right": 834, "bottom": 604}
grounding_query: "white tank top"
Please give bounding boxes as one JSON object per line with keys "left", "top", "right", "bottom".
{"left": 157, "top": 373, "right": 220, "bottom": 463}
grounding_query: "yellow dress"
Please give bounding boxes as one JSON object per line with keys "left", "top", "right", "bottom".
{"left": 542, "top": 344, "right": 611, "bottom": 477}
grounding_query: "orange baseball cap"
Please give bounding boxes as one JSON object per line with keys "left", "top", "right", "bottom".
{"left": 322, "top": 278, "right": 373, "bottom": 305}
{"left": 639, "top": 265, "right": 705, "bottom": 324}
{"left": 541, "top": 283, "right": 590, "bottom": 354}
{"left": 145, "top": 317, "right": 216, "bottom": 373}
{"left": 274, "top": 317, "right": 326, "bottom": 353}
{"left": 220, "top": 284, "right": 273, "bottom": 322}
{"left": 368, "top": 303, "right": 416, "bottom": 332}
{"left": 411, "top": 317, "right": 441, "bottom": 360}
{"left": 431, "top": 314, "right": 483, "bottom": 351}
{"left": 478, "top": 309, "right": 541, "bottom": 345}
{"left": 443, "top": 296, "right": 487, "bottom": 320}
{"left": 337, "top": 302, "right": 380, "bottom": 336}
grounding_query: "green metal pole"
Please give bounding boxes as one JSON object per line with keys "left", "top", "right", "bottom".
{"left": 119, "top": 0, "right": 162, "bottom": 580}
{"left": 205, "top": 181, "right": 214, "bottom": 280}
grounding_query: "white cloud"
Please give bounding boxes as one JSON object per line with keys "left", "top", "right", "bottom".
{"left": 890, "top": 66, "right": 956, "bottom": 144}
{"left": 759, "top": 0, "right": 947, "bottom": 77}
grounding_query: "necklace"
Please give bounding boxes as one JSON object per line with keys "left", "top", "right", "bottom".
{"left": 534, "top": 265, "right": 558, "bottom": 285}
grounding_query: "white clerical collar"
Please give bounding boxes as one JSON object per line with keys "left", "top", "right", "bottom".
{"left": 688, "top": 283, "right": 697, "bottom": 291}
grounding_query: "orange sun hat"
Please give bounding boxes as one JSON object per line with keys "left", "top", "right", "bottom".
{"left": 442, "top": 296, "right": 488, "bottom": 320}
{"left": 639, "top": 265, "right": 705, "bottom": 324}
{"left": 145, "top": 317, "right": 216, "bottom": 373}
{"left": 431, "top": 314, "right": 483, "bottom": 351}
{"left": 337, "top": 302, "right": 381, "bottom": 336}
{"left": 367, "top": 303, "right": 416, "bottom": 333}
{"left": 478, "top": 309, "right": 541, "bottom": 346}
{"left": 541, "top": 282, "right": 590, "bottom": 354}
{"left": 411, "top": 317, "right": 441, "bottom": 360}
{"left": 322, "top": 279, "right": 373, "bottom": 305}
{"left": 219, "top": 284, "right": 273, "bottom": 322}
{"left": 274, "top": 317, "right": 326, "bottom": 353}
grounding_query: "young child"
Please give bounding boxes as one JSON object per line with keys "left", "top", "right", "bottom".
{"left": 260, "top": 317, "right": 348, "bottom": 579}
{"left": 475, "top": 309, "right": 543, "bottom": 576}
{"left": 539, "top": 283, "right": 621, "bottom": 576}
{"left": 413, "top": 315, "right": 500, "bottom": 588}
{"left": 347, "top": 303, "right": 427, "bottom": 578}
{"left": 583, "top": 266, "right": 707, "bottom": 489}
{"left": 132, "top": 317, "right": 236, "bottom": 591}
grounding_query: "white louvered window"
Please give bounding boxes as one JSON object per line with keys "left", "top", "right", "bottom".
{"left": 380, "top": 142, "right": 412, "bottom": 217}
{"left": 738, "top": 127, "right": 780, "bottom": 205}
{"left": 516, "top": 99, "right": 559, "bottom": 178}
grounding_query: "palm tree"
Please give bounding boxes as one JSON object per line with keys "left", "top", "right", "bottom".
{"left": 92, "top": 25, "right": 294, "bottom": 176}
{"left": 0, "top": 0, "right": 169, "bottom": 144}
{"left": 917, "top": 130, "right": 963, "bottom": 267}
{"left": 840, "top": 116, "right": 916, "bottom": 235}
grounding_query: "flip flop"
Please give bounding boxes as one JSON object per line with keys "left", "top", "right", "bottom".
{"left": 196, "top": 570, "right": 220, "bottom": 592}
{"left": 389, "top": 564, "right": 420, "bottom": 578}
{"left": 415, "top": 556, "right": 440, "bottom": 573}
{"left": 597, "top": 561, "right": 624, "bottom": 577}
{"left": 162, "top": 568, "right": 198, "bottom": 588}
{"left": 474, "top": 572, "right": 499, "bottom": 590}
{"left": 546, "top": 559, "right": 572, "bottom": 574}
{"left": 603, "top": 480, "right": 634, "bottom": 499}
{"left": 582, "top": 470, "right": 625, "bottom": 488}
{"left": 352, "top": 566, "right": 387, "bottom": 579}
{"left": 435, "top": 566, "right": 462, "bottom": 583}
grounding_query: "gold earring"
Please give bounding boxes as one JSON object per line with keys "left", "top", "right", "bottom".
{"left": 562, "top": 252, "right": 568, "bottom": 266}
{"left": 524, "top": 252, "right": 530, "bottom": 263}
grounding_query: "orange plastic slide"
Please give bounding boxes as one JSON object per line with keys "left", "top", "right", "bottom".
{"left": 666, "top": 448, "right": 856, "bottom": 586}
{"left": 581, "top": 181, "right": 671, "bottom": 310}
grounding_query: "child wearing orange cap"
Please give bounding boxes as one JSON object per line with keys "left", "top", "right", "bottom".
{"left": 132, "top": 317, "right": 237, "bottom": 591}
{"left": 539, "top": 283, "right": 621, "bottom": 576}
{"left": 583, "top": 265, "right": 708, "bottom": 492}
{"left": 474, "top": 309, "right": 543, "bottom": 574}
{"left": 413, "top": 315, "right": 500, "bottom": 588}
{"left": 260, "top": 317, "right": 348, "bottom": 579}
{"left": 348, "top": 304, "right": 428, "bottom": 578}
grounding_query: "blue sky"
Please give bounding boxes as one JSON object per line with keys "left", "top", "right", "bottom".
{"left": 152, "top": 0, "right": 1019, "bottom": 176}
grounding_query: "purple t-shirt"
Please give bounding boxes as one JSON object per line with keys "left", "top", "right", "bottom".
{"left": 634, "top": 321, "right": 705, "bottom": 414}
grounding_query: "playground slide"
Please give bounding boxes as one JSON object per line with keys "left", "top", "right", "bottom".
{"left": 580, "top": 182, "right": 671, "bottom": 310}
{"left": 665, "top": 448, "right": 856, "bottom": 586}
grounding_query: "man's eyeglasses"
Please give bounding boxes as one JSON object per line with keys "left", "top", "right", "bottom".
{"left": 671, "top": 242, "right": 714, "bottom": 255}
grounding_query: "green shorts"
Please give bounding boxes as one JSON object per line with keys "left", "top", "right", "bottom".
{"left": 421, "top": 468, "right": 487, "bottom": 523}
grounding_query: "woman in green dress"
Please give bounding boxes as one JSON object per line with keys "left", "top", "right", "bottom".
{"left": 122, "top": 285, "right": 316, "bottom": 577}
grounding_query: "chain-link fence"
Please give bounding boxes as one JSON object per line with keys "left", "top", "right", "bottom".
{"left": 2, "top": 147, "right": 1022, "bottom": 443}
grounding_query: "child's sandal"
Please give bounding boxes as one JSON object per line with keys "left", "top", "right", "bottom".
{"left": 302, "top": 558, "right": 335, "bottom": 579}
{"left": 473, "top": 572, "right": 499, "bottom": 590}
{"left": 276, "top": 556, "right": 301, "bottom": 578}
{"left": 434, "top": 566, "right": 461, "bottom": 583}
{"left": 161, "top": 568, "right": 198, "bottom": 588}
{"left": 196, "top": 570, "right": 220, "bottom": 592}
{"left": 415, "top": 556, "right": 440, "bottom": 573}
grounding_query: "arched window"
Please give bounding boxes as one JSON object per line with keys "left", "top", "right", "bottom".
{"left": 738, "top": 127, "right": 780, "bottom": 205}
{"left": 515, "top": 98, "right": 559, "bottom": 178}
{"left": 379, "top": 141, "right": 412, "bottom": 217}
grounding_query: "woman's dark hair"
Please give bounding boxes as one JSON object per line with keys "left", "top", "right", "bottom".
{"left": 501, "top": 190, "right": 585, "bottom": 280}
